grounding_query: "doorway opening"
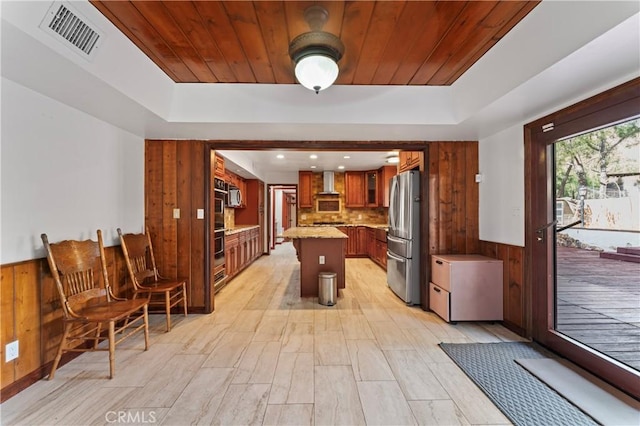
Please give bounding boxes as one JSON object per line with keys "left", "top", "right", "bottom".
{"left": 269, "top": 184, "right": 297, "bottom": 250}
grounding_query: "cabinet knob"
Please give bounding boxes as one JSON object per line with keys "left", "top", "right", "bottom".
{"left": 435, "top": 260, "right": 443, "bottom": 265}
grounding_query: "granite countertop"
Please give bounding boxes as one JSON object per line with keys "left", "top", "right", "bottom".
{"left": 300, "top": 223, "right": 388, "bottom": 230}
{"left": 282, "top": 227, "right": 348, "bottom": 239}
{"left": 225, "top": 225, "right": 260, "bottom": 235}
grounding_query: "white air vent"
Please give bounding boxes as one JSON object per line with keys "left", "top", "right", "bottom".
{"left": 39, "top": 2, "right": 103, "bottom": 61}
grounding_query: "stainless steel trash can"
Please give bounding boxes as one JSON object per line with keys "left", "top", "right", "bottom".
{"left": 318, "top": 272, "right": 337, "bottom": 306}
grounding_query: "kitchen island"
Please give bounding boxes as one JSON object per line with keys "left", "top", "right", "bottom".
{"left": 281, "top": 227, "right": 348, "bottom": 297}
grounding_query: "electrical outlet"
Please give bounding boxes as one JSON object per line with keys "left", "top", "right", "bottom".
{"left": 358, "top": 214, "right": 362, "bottom": 220}
{"left": 5, "top": 340, "right": 18, "bottom": 362}
{"left": 319, "top": 256, "right": 325, "bottom": 264}
{"left": 173, "top": 208, "right": 180, "bottom": 219}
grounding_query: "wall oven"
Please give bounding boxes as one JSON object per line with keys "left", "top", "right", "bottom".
{"left": 213, "top": 178, "right": 227, "bottom": 292}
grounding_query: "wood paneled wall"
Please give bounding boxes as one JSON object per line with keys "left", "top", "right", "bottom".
{"left": 424, "top": 142, "right": 526, "bottom": 336}
{"left": 144, "top": 140, "right": 208, "bottom": 310}
{"left": 1, "top": 246, "right": 129, "bottom": 401}
{"left": 479, "top": 241, "right": 526, "bottom": 336}
{"left": 427, "top": 142, "right": 480, "bottom": 255}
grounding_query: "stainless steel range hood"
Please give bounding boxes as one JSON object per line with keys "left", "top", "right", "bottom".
{"left": 318, "top": 171, "right": 339, "bottom": 195}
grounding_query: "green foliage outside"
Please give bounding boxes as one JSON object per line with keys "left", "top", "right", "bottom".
{"left": 555, "top": 118, "right": 640, "bottom": 199}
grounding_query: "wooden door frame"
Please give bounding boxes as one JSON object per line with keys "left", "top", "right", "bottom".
{"left": 207, "top": 142, "right": 430, "bottom": 309}
{"left": 267, "top": 184, "right": 298, "bottom": 249}
{"left": 524, "top": 77, "right": 640, "bottom": 398}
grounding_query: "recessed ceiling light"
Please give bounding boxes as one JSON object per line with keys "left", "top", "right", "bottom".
{"left": 386, "top": 155, "right": 400, "bottom": 164}
{"left": 309, "top": 154, "right": 318, "bottom": 159}
{"left": 310, "top": 165, "right": 317, "bottom": 169}
{"left": 276, "top": 154, "right": 284, "bottom": 159}
{"left": 343, "top": 155, "right": 350, "bottom": 159}
{"left": 338, "top": 165, "right": 345, "bottom": 170}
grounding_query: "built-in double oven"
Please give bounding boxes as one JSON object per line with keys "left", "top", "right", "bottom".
{"left": 213, "top": 177, "right": 227, "bottom": 292}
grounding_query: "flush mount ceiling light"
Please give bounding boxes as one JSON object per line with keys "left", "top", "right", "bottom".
{"left": 289, "top": 5, "right": 344, "bottom": 94}
{"left": 386, "top": 154, "right": 400, "bottom": 164}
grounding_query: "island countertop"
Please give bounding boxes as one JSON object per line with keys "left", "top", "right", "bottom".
{"left": 282, "top": 227, "right": 348, "bottom": 239}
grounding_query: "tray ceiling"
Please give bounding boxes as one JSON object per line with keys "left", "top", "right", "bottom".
{"left": 89, "top": 1, "right": 539, "bottom": 85}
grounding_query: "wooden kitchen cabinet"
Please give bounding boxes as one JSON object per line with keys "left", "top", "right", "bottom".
{"left": 225, "top": 233, "right": 239, "bottom": 278}
{"left": 345, "top": 171, "right": 365, "bottom": 207}
{"left": 429, "top": 254, "right": 503, "bottom": 323}
{"left": 234, "top": 179, "right": 264, "bottom": 256}
{"left": 365, "top": 171, "right": 378, "bottom": 207}
{"left": 378, "top": 166, "right": 397, "bottom": 207}
{"left": 356, "top": 226, "right": 368, "bottom": 255}
{"left": 366, "top": 228, "right": 375, "bottom": 258}
{"left": 298, "top": 171, "right": 313, "bottom": 208}
{"left": 225, "top": 226, "right": 261, "bottom": 282}
{"left": 398, "top": 151, "right": 423, "bottom": 173}
{"left": 214, "top": 154, "right": 225, "bottom": 178}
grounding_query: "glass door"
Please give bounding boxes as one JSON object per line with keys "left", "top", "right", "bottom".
{"left": 526, "top": 79, "right": 640, "bottom": 399}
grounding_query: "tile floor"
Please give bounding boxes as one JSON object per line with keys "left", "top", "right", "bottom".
{"left": 1, "top": 242, "right": 527, "bottom": 425}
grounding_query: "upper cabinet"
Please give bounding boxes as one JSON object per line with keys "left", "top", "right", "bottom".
{"left": 378, "top": 166, "right": 397, "bottom": 207}
{"left": 398, "top": 151, "right": 423, "bottom": 173}
{"left": 345, "top": 171, "right": 365, "bottom": 208}
{"left": 214, "top": 154, "right": 225, "bottom": 178}
{"left": 365, "top": 171, "right": 378, "bottom": 207}
{"left": 298, "top": 171, "right": 313, "bottom": 208}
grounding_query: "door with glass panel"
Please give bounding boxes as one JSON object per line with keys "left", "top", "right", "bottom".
{"left": 526, "top": 79, "right": 640, "bottom": 399}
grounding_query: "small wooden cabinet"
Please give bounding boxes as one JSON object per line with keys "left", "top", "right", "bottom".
{"left": 429, "top": 254, "right": 503, "bottom": 323}
{"left": 365, "top": 171, "right": 378, "bottom": 207}
{"left": 214, "top": 153, "right": 225, "bottom": 178}
{"left": 398, "top": 151, "right": 423, "bottom": 173}
{"left": 345, "top": 171, "right": 366, "bottom": 207}
{"left": 298, "top": 171, "right": 313, "bottom": 208}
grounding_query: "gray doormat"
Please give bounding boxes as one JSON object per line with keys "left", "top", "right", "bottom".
{"left": 439, "top": 342, "right": 598, "bottom": 426}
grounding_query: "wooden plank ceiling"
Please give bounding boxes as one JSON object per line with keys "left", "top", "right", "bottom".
{"left": 90, "top": 1, "right": 539, "bottom": 86}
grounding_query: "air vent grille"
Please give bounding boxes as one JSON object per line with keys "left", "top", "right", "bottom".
{"left": 40, "top": 2, "right": 102, "bottom": 61}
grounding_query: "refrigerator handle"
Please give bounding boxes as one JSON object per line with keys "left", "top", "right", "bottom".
{"left": 387, "top": 250, "right": 406, "bottom": 262}
{"left": 389, "top": 177, "right": 399, "bottom": 229}
{"left": 387, "top": 234, "right": 405, "bottom": 244}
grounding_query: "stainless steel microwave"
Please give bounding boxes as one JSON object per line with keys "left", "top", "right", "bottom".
{"left": 227, "top": 186, "right": 242, "bottom": 207}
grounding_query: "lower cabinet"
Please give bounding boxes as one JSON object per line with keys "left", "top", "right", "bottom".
{"left": 225, "top": 226, "right": 261, "bottom": 282}
{"left": 338, "top": 225, "right": 387, "bottom": 270}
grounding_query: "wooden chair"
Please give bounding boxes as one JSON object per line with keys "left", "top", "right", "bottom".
{"left": 41, "top": 231, "right": 149, "bottom": 380}
{"left": 118, "top": 227, "right": 188, "bottom": 332}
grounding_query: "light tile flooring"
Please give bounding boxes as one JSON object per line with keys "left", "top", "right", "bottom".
{"left": 2, "top": 243, "right": 528, "bottom": 425}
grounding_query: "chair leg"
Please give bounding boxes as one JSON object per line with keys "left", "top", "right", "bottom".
{"left": 182, "top": 283, "right": 188, "bottom": 317}
{"left": 49, "top": 323, "right": 70, "bottom": 380}
{"left": 94, "top": 323, "right": 102, "bottom": 349}
{"left": 165, "top": 291, "right": 171, "bottom": 332}
{"left": 108, "top": 321, "right": 116, "bottom": 379}
{"left": 143, "top": 304, "right": 150, "bottom": 350}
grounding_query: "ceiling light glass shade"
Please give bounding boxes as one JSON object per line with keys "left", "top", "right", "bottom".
{"left": 295, "top": 54, "right": 339, "bottom": 93}
{"left": 386, "top": 156, "right": 400, "bottom": 164}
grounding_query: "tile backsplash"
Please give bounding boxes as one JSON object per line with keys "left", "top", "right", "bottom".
{"left": 298, "top": 172, "right": 387, "bottom": 225}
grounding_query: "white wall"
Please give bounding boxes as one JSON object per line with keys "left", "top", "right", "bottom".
{"left": 274, "top": 189, "right": 284, "bottom": 240}
{"left": 479, "top": 125, "right": 525, "bottom": 247}
{"left": 1, "top": 78, "right": 144, "bottom": 263}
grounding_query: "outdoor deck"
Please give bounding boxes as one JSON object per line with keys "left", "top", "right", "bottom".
{"left": 556, "top": 246, "right": 640, "bottom": 371}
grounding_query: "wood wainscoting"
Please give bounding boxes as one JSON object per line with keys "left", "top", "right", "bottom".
{"left": 0, "top": 246, "right": 131, "bottom": 401}
{"left": 478, "top": 241, "right": 526, "bottom": 337}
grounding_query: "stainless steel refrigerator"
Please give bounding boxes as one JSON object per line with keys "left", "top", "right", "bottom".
{"left": 387, "top": 170, "right": 420, "bottom": 304}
